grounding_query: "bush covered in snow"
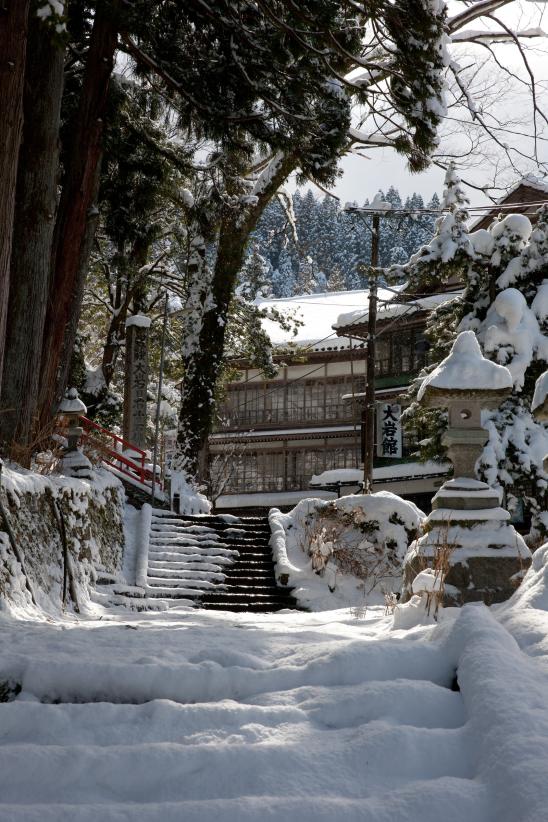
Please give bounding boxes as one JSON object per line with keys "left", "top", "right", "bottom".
{"left": 270, "top": 491, "right": 424, "bottom": 610}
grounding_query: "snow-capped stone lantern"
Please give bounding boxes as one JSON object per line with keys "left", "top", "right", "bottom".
{"left": 402, "top": 331, "right": 531, "bottom": 607}
{"left": 57, "top": 388, "right": 94, "bottom": 479}
{"left": 417, "top": 330, "right": 513, "bottom": 477}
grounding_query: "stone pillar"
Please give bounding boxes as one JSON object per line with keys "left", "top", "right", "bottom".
{"left": 123, "top": 315, "right": 151, "bottom": 449}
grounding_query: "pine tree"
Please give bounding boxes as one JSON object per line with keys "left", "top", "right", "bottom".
{"left": 271, "top": 248, "right": 296, "bottom": 297}
{"left": 396, "top": 164, "right": 472, "bottom": 291}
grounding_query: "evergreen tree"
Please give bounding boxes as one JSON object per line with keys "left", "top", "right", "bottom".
{"left": 403, "top": 173, "right": 548, "bottom": 538}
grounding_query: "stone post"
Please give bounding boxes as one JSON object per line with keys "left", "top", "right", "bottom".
{"left": 401, "top": 331, "right": 531, "bottom": 606}
{"left": 123, "top": 315, "right": 151, "bottom": 449}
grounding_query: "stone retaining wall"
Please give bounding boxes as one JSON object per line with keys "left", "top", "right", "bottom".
{"left": 0, "top": 465, "right": 125, "bottom": 613}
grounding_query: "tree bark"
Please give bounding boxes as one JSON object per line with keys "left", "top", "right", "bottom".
{"left": 177, "top": 154, "right": 297, "bottom": 479}
{"left": 37, "top": 0, "right": 120, "bottom": 428}
{"left": 0, "top": 0, "right": 30, "bottom": 391}
{"left": 0, "top": 17, "right": 65, "bottom": 450}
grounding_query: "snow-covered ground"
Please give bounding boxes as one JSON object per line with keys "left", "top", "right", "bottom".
{"left": 2, "top": 550, "right": 548, "bottom": 822}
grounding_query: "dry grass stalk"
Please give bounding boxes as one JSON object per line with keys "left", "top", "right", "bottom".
{"left": 8, "top": 416, "right": 64, "bottom": 472}
{"left": 425, "top": 521, "right": 457, "bottom": 618}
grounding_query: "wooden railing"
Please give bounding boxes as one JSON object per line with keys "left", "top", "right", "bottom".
{"left": 80, "top": 416, "right": 163, "bottom": 490}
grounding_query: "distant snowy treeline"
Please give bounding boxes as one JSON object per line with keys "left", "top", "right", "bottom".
{"left": 247, "top": 187, "right": 440, "bottom": 297}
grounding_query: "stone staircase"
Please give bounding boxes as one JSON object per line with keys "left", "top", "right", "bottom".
{"left": 145, "top": 511, "right": 300, "bottom": 612}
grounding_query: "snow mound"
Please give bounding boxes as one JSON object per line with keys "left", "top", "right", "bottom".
{"left": 469, "top": 228, "right": 494, "bottom": 257}
{"left": 491, "top": 213, "right": 532, "bottom": 242}
{"left": 170, "top": 471, "right": 211, "bottom": 515}
{"left": 270, "top": 491, "right": 424, "bottom": 610}
{"left": 417, "top": 330, "right": 512, "bottom": 399}
{"left": 533, "top": 370, "right": 548, "bottom": 414}
{"left": 483, "top": 288, "right": 547, "bottom": 391}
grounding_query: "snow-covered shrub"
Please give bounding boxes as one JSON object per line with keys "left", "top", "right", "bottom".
{"left": 270, "top": 492, "right": 424, "bottom": 610}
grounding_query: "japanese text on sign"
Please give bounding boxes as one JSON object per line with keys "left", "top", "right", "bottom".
{"left": 377, "top": 403, "right": 402, "bottom": 458}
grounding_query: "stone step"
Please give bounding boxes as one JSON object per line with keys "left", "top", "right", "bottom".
{"left": 227, "top": 563, "right": 275, "bottom": 573}
{"left": 142, "top": 512, "right": 291, "bottom": 612}
{"left": 146, "top": 566, "right": 226, "bottom": 581}
{"left": 148, "top": 549, "right": 237, "bottom": 562}
{"left": 213, "top": 584, "right": 283, "bottom": 596}
{"left": 147, "top": 577, "right": 219, "bottom": 590}
{"left": 224, "top": 571, "right": 276, "bottom": 585}
{"left": 198, "top": 598, "right": 299, "bottom": 612}
{"left": 144, "top": 585, "right": 202, "bottom": 598}
{"left": 199, "top": 590, "right": 296, "bottom": 603}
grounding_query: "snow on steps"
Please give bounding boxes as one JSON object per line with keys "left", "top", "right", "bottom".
{"left": 91, "top": 567, "right": 167, "bottom": 612}
{"left": 144, "top": 510, "right": 300, "bottom": 612}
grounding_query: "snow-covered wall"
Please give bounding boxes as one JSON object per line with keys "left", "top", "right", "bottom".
{"left": 0, "top": 465, "right": 125, "bottom": 615}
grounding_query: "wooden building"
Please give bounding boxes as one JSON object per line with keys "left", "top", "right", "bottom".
{"left": 201, "top": 175, "right": 548, "bottom": 514}
{"left": 471, "top": 176, "right": 548, "bottom": 231}
{"left": 208, "top": 289, "right": 454, "bottom": 513}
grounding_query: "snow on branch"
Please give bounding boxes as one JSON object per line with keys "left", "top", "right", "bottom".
{"left": 448, "top": 0, "right": 514, "bottom": 33}
{"left": 452, "top": 27, "right": 546, "bottom": 44}
{"left": 251, "top": 152, "right": 285, "bottom": 198}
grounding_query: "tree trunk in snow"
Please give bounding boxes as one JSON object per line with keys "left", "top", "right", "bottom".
{"left": 0, "top": 18, "right": 65, "bottom": 451}
{"left": 37, "top": 0, "right": 120, "bottom": 429}
{"left": 176, "top": 154, "right": 296, "bottom": 480}
{"left": 0, "top": 0, "right": 30, "bottom": 393}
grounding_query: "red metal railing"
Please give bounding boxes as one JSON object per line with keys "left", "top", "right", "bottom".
{"left": 80, "top": 416, "right": 163, "bottom": 490}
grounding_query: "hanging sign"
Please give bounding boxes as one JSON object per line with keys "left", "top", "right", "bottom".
{"left": 377, "top": 403, "right": 402, "bottom": 458}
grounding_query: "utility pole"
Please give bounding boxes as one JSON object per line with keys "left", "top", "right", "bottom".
{"left": 363, "top": 212, "right": 380, "bottom": 493}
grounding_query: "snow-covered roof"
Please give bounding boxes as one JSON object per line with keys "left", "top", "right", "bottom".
{"left": 211, "top": 425, "right": 357, "bottom": 440}
{"left": 502, "top": 174, "right": 548, "bottom": 199}
{"left": 469, "top": 174, "right": 548, "bottom": 231}
{"left": 257, "top": 289, "right": 396, "bottom": 352}
{"left": 310, "top": 461, "right": 450, "bottom": 486}
{"left": 334, "top": 290, "right": 461, "bottom": 331}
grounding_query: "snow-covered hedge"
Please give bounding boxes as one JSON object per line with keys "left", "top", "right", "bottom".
{"left": 269, "top": 492, "right": 424, "bottom": 610}
{"left": 0, "top": 464, "right": 125, "bottom": 615}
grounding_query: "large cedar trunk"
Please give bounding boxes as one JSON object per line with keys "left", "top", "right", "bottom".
{"left": 37, "top": 1, "right": 120, "bottom": 428}
{"left": 0, "top": 18, "right": 65, "bottom": 450}
{"left": 0, "top": 1, "right": 30, "bottom": 390}
{"left": 177, "top": 155, "right": 296, "bottom": 479}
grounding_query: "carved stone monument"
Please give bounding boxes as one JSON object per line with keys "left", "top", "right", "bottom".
{"left": 402, "top": 331, "right": 531, "bottom": 606}
{"left": 123, "top": 315, "right": 151, "bottom": 449}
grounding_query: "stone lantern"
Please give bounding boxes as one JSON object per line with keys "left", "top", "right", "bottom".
{"left": 57, "top": 388, "right": 94, "bottom": 479}
{"left": 402, "top": 331, "right": 531, "bottom": 606}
